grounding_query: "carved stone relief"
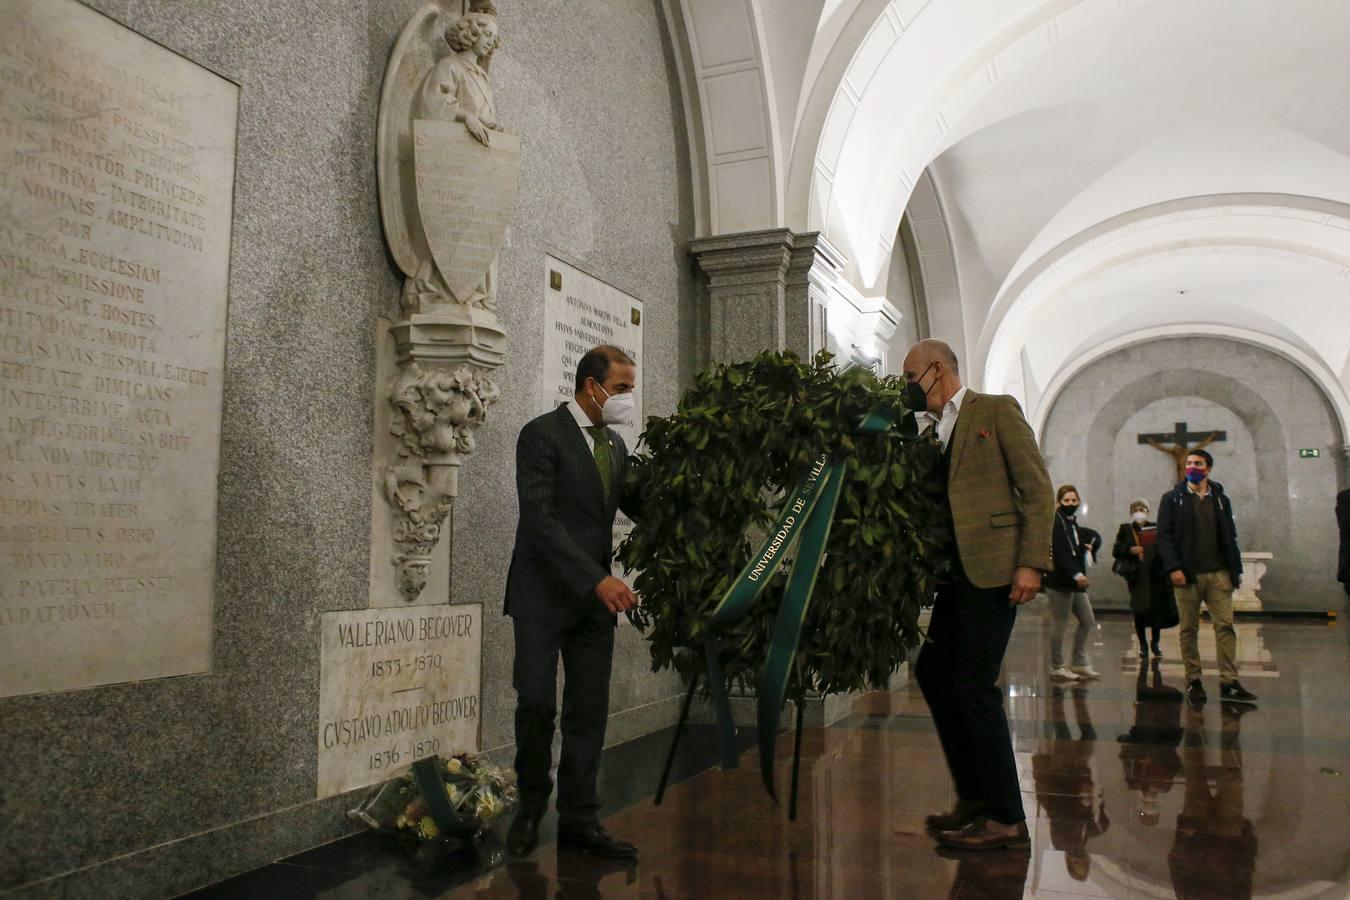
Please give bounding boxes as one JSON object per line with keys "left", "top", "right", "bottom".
{"left": 376, "top": 1, "right": 518, "bottom": 600}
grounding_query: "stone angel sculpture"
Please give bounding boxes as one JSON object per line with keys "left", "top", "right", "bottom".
{"left": 377, "top": 0, "right": 520, "bottom": 318}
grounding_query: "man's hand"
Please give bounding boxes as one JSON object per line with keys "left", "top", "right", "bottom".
{"left": 1074, "top": 574, "right": 1090, "bottom": 590}
{"left": 1130, "top": 546, "right": 1145, "bottom": 558}
{"left": 1009, "top": 566, "right": 1041, "bottom": 606}
{"left": 595, "top": 576, "right": 638, "bottom": 614}
{"left": 1170, "top": 570, "right": 1187, "bottom": 588}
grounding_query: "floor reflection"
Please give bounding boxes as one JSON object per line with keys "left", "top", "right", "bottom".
{"left": 1168, "top": 702, "right": 1257, "bottom": 898}
{"left": 1033, "top": 686, "right": 1109, "bottom": 885}
{"left": 195, "top": 613, "right": 1349, "bottom": 899}
{"left": 1120, "top": 622, "right": 1277, "bottom": 681}
{"left": 1118, "top": 659, "right": 1184, "bottom": 828}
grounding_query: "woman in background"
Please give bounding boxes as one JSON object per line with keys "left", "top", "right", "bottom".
{"left": 1046, "top": 485, "right": 1102, "bottom": 680}
{"left": 1113, "top": 498, "right": 1178, "bottom": 657}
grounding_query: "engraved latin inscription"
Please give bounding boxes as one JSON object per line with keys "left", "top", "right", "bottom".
{"left": 0, "top": 0, "right": 238, "bottom": 697}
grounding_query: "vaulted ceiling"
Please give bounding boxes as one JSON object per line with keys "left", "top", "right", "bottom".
{"left": 666, "top": 0, "right": 1350, "bottom": 438}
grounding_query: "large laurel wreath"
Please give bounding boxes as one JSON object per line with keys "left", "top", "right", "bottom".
{"left": 620, "top": 352, "right": 954, "bottom": 699}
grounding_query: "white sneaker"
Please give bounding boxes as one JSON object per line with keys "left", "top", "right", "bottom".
{"left": 1070, "top": 665, "right": 1100, "bottom": 679}
{"left": 1050, "top": 666, "right": 1079, "bottom": 680}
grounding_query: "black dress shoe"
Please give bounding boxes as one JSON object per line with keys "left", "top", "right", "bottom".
{"left": 1150, "top": 640, "right": 1163, "bottom": 657}
{"left": 558, "top": 823, "right": 638, "bottom": 859}
{"left": 506, "top": 806, "right": 543, "bottom": 856}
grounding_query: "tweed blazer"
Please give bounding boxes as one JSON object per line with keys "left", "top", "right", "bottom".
{"left": 505, "top": 405, "right": 631, "bottom": 623}
{"left": 945, "top": 390, "right": 1054, "bottom": 588}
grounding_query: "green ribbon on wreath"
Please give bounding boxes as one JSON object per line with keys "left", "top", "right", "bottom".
{"left": 701, "top": 404, "right": 909, "bottom": 800}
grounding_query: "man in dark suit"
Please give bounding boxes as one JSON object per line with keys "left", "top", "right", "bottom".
{"left": 902, "top": 339, "right": 1055, "bottom": 852}
{"left": 504, "top": 345, "right": 641, "bottom": 859}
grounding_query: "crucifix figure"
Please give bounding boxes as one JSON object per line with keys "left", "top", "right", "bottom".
{"left": 1138, "top": 421, "right": 1227, "bottom": 480}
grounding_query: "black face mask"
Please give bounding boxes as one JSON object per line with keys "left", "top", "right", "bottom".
{"left": 1060, "top": 504, "right": 1079, "bottom": 517}
{"left": 904, "top": 363, "right": 937, "bottom": 414}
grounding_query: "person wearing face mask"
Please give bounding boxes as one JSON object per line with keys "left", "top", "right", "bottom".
{"left": 504, "top": 345, "right": 642, "bottom": 860}
{"left": 1045, "top": 486, "right": 1101, "bottom": 680}
{"left": 900, "top": 339, "right": 1055, "bottom": 851}
{"left": 1112, "top": 499, "right": 1178, "bottom": 658}
{"left": 1155, "top": 449, "right": 1257, "bottom": 706}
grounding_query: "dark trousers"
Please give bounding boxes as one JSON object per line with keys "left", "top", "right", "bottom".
{"left": 511, "top": 614, "right": 615, "bottom": 828}
{"left": 915, "top": 579, "right": 1025, "bottom": 824}
{"left": 1134, "top": 614, "right": 1161, "bottom": 649}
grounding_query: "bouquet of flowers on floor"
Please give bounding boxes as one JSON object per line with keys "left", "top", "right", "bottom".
{"left": 349, "top": 753, "right": 517, "bottom": 843}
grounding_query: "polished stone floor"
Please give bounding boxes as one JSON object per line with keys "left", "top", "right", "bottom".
{"left": 193, "top": 611, "right": 1350, "bottom": 898}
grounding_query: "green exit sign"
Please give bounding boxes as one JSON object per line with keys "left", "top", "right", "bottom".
{"left": 1299, "top": 448, "right": 1320, "bottom": 458}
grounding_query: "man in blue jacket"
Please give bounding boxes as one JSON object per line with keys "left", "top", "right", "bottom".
{"left": 1155, "top": 449, "right": 1257, "bottom": 706}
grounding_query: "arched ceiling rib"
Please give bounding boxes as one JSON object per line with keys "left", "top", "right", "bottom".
{"left": 670, "top": 0, "right": 1350, "bottom": 430}
{"left": 979, "top": 195, "right": 1350, "bottom": 398}
{"left": 1031, "top": 326, "right": 1350, "bottom": 443}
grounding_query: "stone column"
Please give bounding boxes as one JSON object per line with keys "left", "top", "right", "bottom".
{"left": 690, "top": 229, "right": 844, "bottom": 364}
{"left": 785, "top": 232, "right": 846, "bottom": 360}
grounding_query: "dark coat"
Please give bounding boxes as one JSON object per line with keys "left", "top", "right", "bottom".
{"left": 1112, "top": 521, "right": 1178, "bottom": 626}
{"left": 1155, "top": 479, "right": 1242, "bottom": 587}
{"left": 1337, "top": 489, "right": 1350, "bottom": 584}
{"left": 505, "top": 405, "right": 634, "bottom": 624}
{"left": 1045, "top": 511, "right": 1097, "bottom": 590}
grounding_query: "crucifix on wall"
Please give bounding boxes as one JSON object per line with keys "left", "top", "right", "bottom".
{"left": 1137, "top": 421, "right": 1227, "bottom": 479}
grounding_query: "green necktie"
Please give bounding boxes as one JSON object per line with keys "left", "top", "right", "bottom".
{"left": 585, "top": 425, "right": 612, "bottom": 501}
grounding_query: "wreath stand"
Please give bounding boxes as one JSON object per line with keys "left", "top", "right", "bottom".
{"left": 653, "top": 672, "right": 810, "bottom": 822}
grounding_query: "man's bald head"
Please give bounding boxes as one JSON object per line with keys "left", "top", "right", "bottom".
{"left": 906, "top": 339, "right": 959, "bottom": 375}
{"left": 901, "top": 338, "right": 963, "bottom": 414}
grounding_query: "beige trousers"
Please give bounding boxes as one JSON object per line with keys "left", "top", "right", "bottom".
{"left": 1174, "top": 570, "right": 1237, "bottom": 683}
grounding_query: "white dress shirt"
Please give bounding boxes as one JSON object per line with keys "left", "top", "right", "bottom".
{"left": 922, "top": 386, "right": 969, "bottom": 451}
{"left": 567, "top": 399, "right": 603, "bottom": 448}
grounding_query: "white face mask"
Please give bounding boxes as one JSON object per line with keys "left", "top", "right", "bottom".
{"left": 593, "top": 382, "right": 634, "bottom": 426}
{"left": 1132, "top": 511, "right": 1149, "bottom": 524}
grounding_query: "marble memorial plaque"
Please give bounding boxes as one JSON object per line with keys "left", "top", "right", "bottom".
{"left": 0, "top": 0, "right": 238, "bottom": 697}
{"left": 413, "top": 121, "right": 520, "bottom": 303}
{"left": 540, "top": 256, "right": 644, "bottom": 585}
{"left": 317, "top": 604, "right": 481, "bottom": 798}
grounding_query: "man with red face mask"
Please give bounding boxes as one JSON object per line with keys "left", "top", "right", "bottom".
{"left": 1155, "top": 449, "right": 1257, "bottom": 706}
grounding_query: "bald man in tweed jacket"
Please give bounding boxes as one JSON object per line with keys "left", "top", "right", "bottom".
{"left": 902, "top": 339, "right": 1054, "bottom": 852}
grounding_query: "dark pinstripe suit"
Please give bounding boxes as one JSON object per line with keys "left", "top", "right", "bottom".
{"left": 506, "top": 404, "right": 633, "bottom": 827}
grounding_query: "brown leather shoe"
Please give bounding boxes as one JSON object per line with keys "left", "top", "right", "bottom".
{"left": 924, "top": 800, "right": 985, "bottom": 832}
{"left": 936, "top": 816, "right": 1030, "bottom": 851}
